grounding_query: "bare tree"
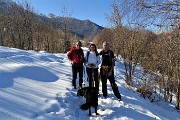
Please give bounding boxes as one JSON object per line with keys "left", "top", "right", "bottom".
{"left": 137, "top": 0, "right": 180, "bottom": 109}
{"left": 107, "top": 1, "right": 180, "bottom": 106}
{"left": 137, "top": 0, "right": 180, "bottom": 29}
{"left": 60, "top": 4, "right": 72, "bottom": 52}
{"left": 108, "top": 1, "right": 153, "bottom": 85}
{"left": 93, "top": 28, "right": 114, "bottom": 48}
{"left": 2, "top": 1, "right": 36, "bottom": 49}
{"left": 17, "top": 1, "right": 35, "bottom": 50}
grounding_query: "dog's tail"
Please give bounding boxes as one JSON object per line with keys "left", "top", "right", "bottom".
{"left": 80, "top": 103, "right": 91, "bottom": 110}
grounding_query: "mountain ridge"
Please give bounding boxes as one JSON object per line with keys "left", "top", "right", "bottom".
{"left": 38, "top": 14, "right": 104, "bottom": 38}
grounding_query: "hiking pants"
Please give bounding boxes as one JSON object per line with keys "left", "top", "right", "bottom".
{"left": 86, "top": 67, "right": 99, "bottom": 92}
{"left": 100, "top": 68, "right": 121, "bottom": 99}
{"left": 72, "top": 64, "right": 83, "bottom": 88}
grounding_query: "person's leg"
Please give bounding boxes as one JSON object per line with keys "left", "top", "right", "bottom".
{"left": 72, "top": 65, "right": 77, "bottom": 88}
{"left": 93, "top": 68, "right": 99, "bottom": 93}
{"left": 108, "top": 72, "right": 121, "bottom": 100}
{"left": 86, "top": 67, "right": 93, "bottom": 87}
{"left": 100, "top": 68, "right": 107, "bottom": 97}
{"left": 78, "top": 65, "right": 83, "bottom": 88}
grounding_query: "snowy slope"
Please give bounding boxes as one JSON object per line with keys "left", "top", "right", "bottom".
{"left": 0, "top": 46, "right": 179, "bottom": 120}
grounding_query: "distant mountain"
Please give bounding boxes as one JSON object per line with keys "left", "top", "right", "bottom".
{"left": 39, "top": 15, "right": 104, "bottom": 38}
{"left": 0, "top": 0, "right": 16, "bottom": 10}
{"left": 0, "top": 0, "right": 13, "bottom": 3}
{"left": 0, "top": 0, "right": 104, "bottom": 38}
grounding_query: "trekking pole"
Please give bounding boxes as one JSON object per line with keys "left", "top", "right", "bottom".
{"left": 115, "top": 56, "right": 117, "bottom": 80}
{"left": 92, "top": 68, "right": 94, "bottom": 87}
{"left": 82, "top": 65, "right": 86, "bottom": 88}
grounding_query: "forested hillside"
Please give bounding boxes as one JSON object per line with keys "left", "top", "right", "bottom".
{"left": 0, "top": 0, "right": 103, "bottom": 53}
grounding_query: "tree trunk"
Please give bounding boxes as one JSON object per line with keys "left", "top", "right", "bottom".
{"left": 175, "top": 65, "right": 180, "bottom": 110}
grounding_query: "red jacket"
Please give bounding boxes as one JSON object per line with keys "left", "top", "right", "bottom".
{"left": 67, "top": 46, "right": 84, "bottom": 66}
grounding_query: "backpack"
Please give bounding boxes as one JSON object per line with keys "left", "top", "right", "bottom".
{"left": 101, "top": 50, "right": 114, "bottom": 66}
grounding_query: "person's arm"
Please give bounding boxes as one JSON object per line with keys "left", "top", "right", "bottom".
{"left": 96, "top": 55, "right": 101, "bottom": 68}
{"left": 67, "top": 50, "right": 74, "bottom": 64}
{"left": 99, "top": 51, "right": 102, "bottom": 55}
{"left": 84, "top": 52, "right": 88, "bottom": 66}
{"left": 111, "top": 50, "right": 115, "bottom": 68}
{"left": 99, "top": 51, "right": 103, "bottom": 66}
{"left": 108, "top": 51, "right": 115, "bottom": 76}
{"left": 81, "top": 50, "right": 84, "bottom": 62}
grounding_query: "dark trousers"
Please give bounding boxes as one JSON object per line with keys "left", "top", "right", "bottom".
{"left": 100, "top": 68, "right": 121, "bottom": 99}
{"left": 86, "top": 67, "right": 99, "bottom": 92}
{"left": 72, "top": 64, "right": 83, "bottom": 88}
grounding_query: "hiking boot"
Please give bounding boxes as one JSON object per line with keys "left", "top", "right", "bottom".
{"left": 72, "top": 83, "right": 76, "bottom": 89}
{"left": 72, "top": 81, "right": 76, "bottom": 89}
{"left": 118, "top": 95, "right": 122, "bottom": 101}
{"left": 118, "top": 98, "right": 121, "bottom": 101}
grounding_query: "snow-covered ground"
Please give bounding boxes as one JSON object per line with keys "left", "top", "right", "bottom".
{"left": 0, "top": 46, "right": 179, "bottom": 120}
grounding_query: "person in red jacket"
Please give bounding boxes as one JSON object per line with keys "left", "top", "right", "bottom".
{"left": 67, "top": 41, "right": 84, "bottom": 89}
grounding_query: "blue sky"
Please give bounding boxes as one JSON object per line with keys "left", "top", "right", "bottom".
{"left": 13, "top": 0, "right": 116, "bottom": 27}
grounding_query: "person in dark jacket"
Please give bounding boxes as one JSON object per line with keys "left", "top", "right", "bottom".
{"left": 67, "top": 41, "right": 84, "bottom": 89}
{"left": 99, "top": 41, "right": 121, "bottom": 101}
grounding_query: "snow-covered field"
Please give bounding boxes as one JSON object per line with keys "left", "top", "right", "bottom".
{"left": 0, "top": 46, "right": 179, "bottom": 120}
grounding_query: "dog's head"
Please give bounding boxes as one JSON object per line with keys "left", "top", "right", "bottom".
{"left": 77, "top": 87, "right": 98, "bottom": 98}
{"left": 77, "top": 88, "right": 84, "bottom": 97}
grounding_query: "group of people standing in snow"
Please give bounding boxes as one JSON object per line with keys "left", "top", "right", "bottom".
{"left": 67, "top": 41, "right": 121, "bottom": 101}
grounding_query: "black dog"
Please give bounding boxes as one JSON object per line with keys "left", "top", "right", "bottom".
{"left": 77, "top": 87, "right": 99, "bottom": 116}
